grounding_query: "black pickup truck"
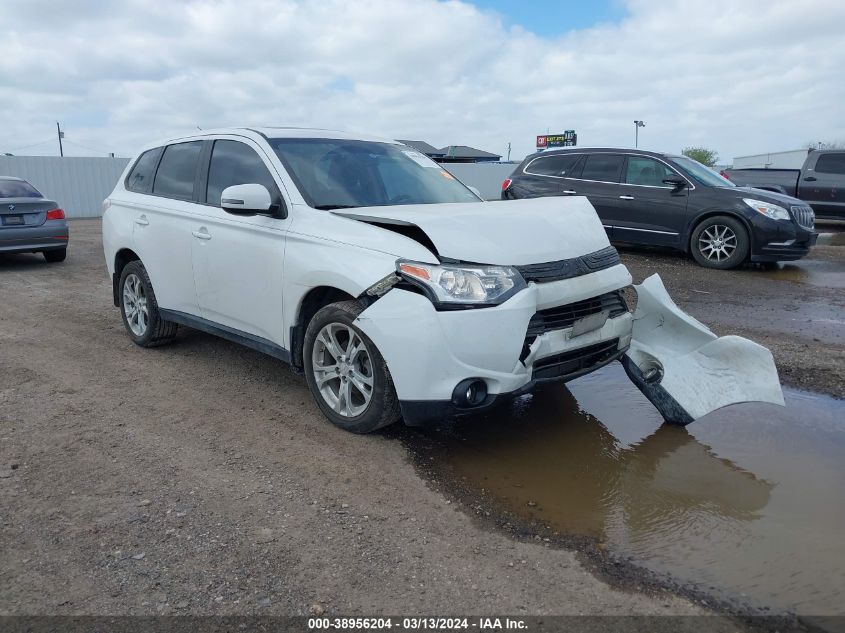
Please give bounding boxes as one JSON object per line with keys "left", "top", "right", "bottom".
{"left": 725, "top": 149, "right": 845, "bottom": 220}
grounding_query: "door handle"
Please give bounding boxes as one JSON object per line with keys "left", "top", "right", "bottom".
{"left": 562, "top": 189, "right": 577, "bottom": 194}
{"left": 192, "top": 229, "right": 211, "bottom": 240}
{"left": 804, "top": 176, "right": 817, "bottom": 181}
{"left": 134, "top": 215, "right": 149, "bottom": 226}
{"left": 619, "top": 195, "right": 635, "bottom": 200}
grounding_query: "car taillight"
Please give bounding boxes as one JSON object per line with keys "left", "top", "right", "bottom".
{"left": 501, "top": 178, "right": 512, "bottom": 191}
{"left": 719, "top": 170, "right": 732, "bottom": 182}
{"left": 46, "top": 208, "right": 65, "bottom": 220}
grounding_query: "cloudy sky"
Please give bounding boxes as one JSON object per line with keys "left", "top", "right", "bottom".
{"left": 2, "top": 0, "right": 844, "bottom": 163}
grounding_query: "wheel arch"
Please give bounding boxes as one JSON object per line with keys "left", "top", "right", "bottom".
{"left": 289, "top": 285, "right": 357, "bottom": 371}
{"left": 686, "top": 210, "right": 752, "bottom": 256}
{"left": 113, "top": 248, "right": 141, "bottom": 306}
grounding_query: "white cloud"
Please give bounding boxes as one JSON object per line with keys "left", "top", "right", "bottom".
{"left": 1, "top": 0, "right": 844, "bottom": 162}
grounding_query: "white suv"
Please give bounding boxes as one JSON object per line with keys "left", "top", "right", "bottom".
{"left": 102, "top": 128, "right": 784, "bottom": 433}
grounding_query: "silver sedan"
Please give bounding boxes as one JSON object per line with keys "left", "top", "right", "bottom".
{"left": 0, "top": 176, "right": 69, "bottom": 262}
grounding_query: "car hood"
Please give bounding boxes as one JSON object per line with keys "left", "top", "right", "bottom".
{"left": 332, "top": 197, "right": 611, "bottom": 265}
{"left": 735, "top": 186, "right": 805, "bottom": 207}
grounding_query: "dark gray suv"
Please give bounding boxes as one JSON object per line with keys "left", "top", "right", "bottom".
{"left": 502, "top": 148, "right": 817, "bottom": 269}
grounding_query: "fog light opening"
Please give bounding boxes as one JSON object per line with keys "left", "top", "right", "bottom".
{"left": 452, "top": 379, "right": 488, "bottom": 408}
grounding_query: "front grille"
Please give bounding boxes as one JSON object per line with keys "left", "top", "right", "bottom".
{"left": 525, "top": 290, "right": 628, "bottom": 338}
{"left": 516, "top": 245, "right": 620, "bottom": 284}
{"left": 532, "top": 338, "right": 621, "bottom": 381}
{"left": 790, "top": 205, "right": 815, "bottom": 230}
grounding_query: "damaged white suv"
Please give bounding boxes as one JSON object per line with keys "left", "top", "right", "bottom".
{"left": 102, "top": 128, "right": 784, "bottom": 433}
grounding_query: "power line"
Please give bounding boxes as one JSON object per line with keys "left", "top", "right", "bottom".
{"left": 2, "top": 138, "right": 55, "bottom": 153}
{"left": 62, "top": 139, "right": 112, "bottom": 155}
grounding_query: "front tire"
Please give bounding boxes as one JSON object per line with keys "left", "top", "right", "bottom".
{"left": 119, "top": 260, "right": 178, "bottom": 347}
{"left": 43, "top": 248, "right": 67, "bottom": 263}
{"left": 303, "top": 300, "right": 401, "bottom": 433}
{"left": 690, "top": 215, "right": 749, "bottom": 269}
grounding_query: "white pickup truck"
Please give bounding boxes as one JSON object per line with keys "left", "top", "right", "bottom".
{"left": 102, "top": 128, "right": 784, "bottom": 433}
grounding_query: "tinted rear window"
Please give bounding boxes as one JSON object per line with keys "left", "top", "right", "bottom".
{"left": 815, "top": 153, "right": 845, "bottom": 175}
{"left": 580, "top": 154, "right": 624, "bottom": 182}
{"left": 153, "top": 141, "right": 203, "bottom": 200}
{"left": 126, "top": 148, "right": 162, "bottom": 193}
{"left": 0, "top": 179, "right": 42, "bottom": 198}
{"left": 524, "top": 153, "right": 581, "bottom": 177}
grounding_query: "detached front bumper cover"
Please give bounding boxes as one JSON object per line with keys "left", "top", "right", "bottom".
{"left": 623, "top": 274, "right": 785, "bottom": 425}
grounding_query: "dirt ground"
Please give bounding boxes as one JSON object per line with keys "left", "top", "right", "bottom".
{"left": 0, "top": 219, "right": 842, "bottom": 620}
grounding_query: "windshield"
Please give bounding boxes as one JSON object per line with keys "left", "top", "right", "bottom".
{"left": 670, "top": 156, "right": 735, "bottom": 188}
{"left": 268, "top": 138, "right": 481, "bottom": 209}
{"left": 0, "top": 179, "right": 42, "bottom": 198}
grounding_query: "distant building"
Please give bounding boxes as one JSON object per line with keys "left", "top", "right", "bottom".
{"left": 732, "top": 149, "right": 810, "bottom": 169}
{"left": 396, "top": 140, "right": 445, "bottom": 159}
{"left": 397, "top": 140, "right": 501, "bottom": 163}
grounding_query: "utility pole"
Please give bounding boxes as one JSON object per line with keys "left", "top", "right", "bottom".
{"left": 634, "top": 120, "right": 645, "bottom": 148}
{"left": 506, "top": 142, "right": 511, "bottom": 161}
{"left": 56, "top": 122, "right": 64, "bottom": 157}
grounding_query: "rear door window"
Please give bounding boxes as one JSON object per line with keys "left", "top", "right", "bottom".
{"left": 815, "top": 153, "right": 845, "bottom": 175}
{"left": 205, "top": 140, "right": 280, "bottom": 206}
{"left": 524, "top": 153, "right": 581, "bottom": 177}
{"left": 152, "top": 141, "right": 203, "bottom": 200}
{"left": 624, "top": 156, "right": 677, "bottom": 187}
{"left": 579, "top": 154, "right": 624, "bottom": 183}
{"left": 126, "top": 148, "right": 162, "bottom": 193}
{"left": 0, "top": 179, "right": 42, "bottom": 198}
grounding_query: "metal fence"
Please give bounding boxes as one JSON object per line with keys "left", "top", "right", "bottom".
{"left": 0, "top": 155, "right": 517, "bottom": 217}
{"left": 0, "top": 156, "right": 129, "bottom": 218}
{"left": 442, "top": 162, "right": 518, "bottom": 200}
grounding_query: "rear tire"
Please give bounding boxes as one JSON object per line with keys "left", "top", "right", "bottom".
{"left": 690, "top": 215, "right": 749, "bottom": 270}
{"left": 303, "top": 300, "right": 401, "bottom": 433}
{"left": 119, "top": 260, "right": 178, "bottom": 347}
{"left": 43, "top": 248, "right": 67, "bottom": 263}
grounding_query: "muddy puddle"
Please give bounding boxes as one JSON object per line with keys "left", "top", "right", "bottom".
{"left": 752, "top": 259, "right": 845, "bottom": 289}
{"left": 404, "top": 364, "right": 845, "bottom": 616}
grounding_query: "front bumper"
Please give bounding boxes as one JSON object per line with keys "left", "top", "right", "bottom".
{"left": 0, "top": 222, "right": 69, "bottom": 254}
{"left": 750, "top": 216, "right": 817, "bottom": 262}
{"left": 354, "top": 264, "right": 633, "bottom": 425}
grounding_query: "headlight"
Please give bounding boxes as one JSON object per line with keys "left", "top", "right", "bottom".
{"left": 397, "top": 260, "right": 526, "bottom": 307}
{"left": 743, "top": 198, "right": 790, "bottom": 220}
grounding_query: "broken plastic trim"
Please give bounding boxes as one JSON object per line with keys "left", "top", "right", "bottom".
{"left": 623, "top": 274, "right": 785, "bottom": 425}
{"left": 365, "top": 273, "right": 401, "bottom": 297}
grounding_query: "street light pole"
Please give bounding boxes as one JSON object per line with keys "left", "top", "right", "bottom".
{"left": 634, "top": 120, "right": 645, "bottom": 148}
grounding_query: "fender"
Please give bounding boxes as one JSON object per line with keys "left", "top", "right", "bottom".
{"left": 684, "top": 208, "right": 753, "bottom": 254}
{"left": 623, "top": 274, "right": 784, "bottom": 424}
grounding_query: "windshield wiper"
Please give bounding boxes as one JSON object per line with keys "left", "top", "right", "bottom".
{"left": 314, "top": 204, "right": 361, "bottom": 210}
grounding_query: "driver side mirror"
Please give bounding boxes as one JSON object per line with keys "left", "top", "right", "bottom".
{"left": 220, "top": 183, "right": 272, "bottom": 215}
{"left": 662, "top": 175, "right": 687, "bottom": 189}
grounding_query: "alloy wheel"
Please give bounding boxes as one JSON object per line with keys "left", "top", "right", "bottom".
{"left": 698, "top": 224, "right": 737, "bottom": 262}
{"left": 123, "top": 273, "right": 149, "bottom": 336}
{"left": 311, "top": 323, "right": 374, "bottom": 417}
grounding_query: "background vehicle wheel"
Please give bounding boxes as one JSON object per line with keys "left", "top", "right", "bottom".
{"left": 43, "top": 248, "right": 66, "bottom": 263}
{"left": 119, "top": 260, "right": 178, "bottom": 347}
{"left": 303, "top": 300, "right": 401, "bottom": 433}
{"left": 690, "top": 215, "right": 749, "bottom": 269}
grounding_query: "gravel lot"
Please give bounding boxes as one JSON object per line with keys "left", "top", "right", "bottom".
{"left": 1, "top": 219, "right": 841, "bottom": 620}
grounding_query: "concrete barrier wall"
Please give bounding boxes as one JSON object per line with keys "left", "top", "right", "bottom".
{"left": 0, "top": 155, "right": 518, "bottom": 217}
{"left": 0, "top": 156, "right": 130, "bottom": 218}
{"left": 441, "top": 162, "right": 519, "bottom": 200}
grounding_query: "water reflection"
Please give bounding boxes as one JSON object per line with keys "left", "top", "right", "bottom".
{"left": 429, "top": 386, "right": 771, "bottom": 542}
{"left": 410, "top": 364, "right": 845, "bottom": 615}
